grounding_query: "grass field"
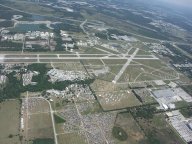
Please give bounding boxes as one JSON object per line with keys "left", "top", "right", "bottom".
{"left": 117, "top": 60, "right": 178, "bottom": 83}
{"left": 136, "top": 114, "right": 185, "bottom": 144}
{"left": 28, "top": 113, "right": 54, "bottom": 140}
{"left": 83, "top": 47, "right": 108, "bottom": 54}
{"left": 102, "top": 59, "right": 127, "bottom": 65}
{"left": 134, "top": 59, "right": 166, "bottom": 69}
{"left": 81, "top": 59, "right": 104, "bottom": 66}
{"left": 114, "top": 112, "right": 145, "bottom": 144}
{"left": 0, "top": 100, "right": 21, "bottom": 144}
{"left": 57, "top": 133, "right": 87, "bottom": 144}
{"left": 96, "top": 90, "right": 141, "bottom": 110}
{"left": 28, "top": 98, "right": 50, "bottom": 114}
{"left": 90, "top": 79, "right": 120, "bottom": 92}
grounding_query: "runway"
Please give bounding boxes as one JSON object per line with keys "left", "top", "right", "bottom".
{"left": 0, "top": 53, "right": 159, "bottom": 63}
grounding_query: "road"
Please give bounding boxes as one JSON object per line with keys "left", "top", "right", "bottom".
{"left": 23, "top": 96, "right": 58, "bottom": 144}
{"left": 42, "top": 97, "right": 58, "bottom": 144}
{"left": 112, "top": 48, "right": 139, "bottom": 83}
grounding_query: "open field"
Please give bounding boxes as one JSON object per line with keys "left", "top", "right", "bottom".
{"left": 57, "top": 133, "right": 87, "bottom": 144}
{"left": 102, "top": 59, "right": 127, "bottom": 65}
{"left": 136, "top": 114, "right": 185, "bottom": 144}
{"left": 96, "top": 90, "right": 141, "bottom": 111}
{"left": 134, "top": 59, "right": 167, "bottom": 69}
{"left": 23, "top": 97, "right": 54, "bottom": 142}
{"left": 28, "top": 113, "right": 54, "bottom": 140}
{"left": 0, "top": 100, "right": 21, "bottom": 144}
{"left": 81, "top": 59, "right": 104, "bottom": 66}
{"left": 114, "top": 112, "right": 146, "bottom": 144}
{"left": 28, "top": 98, "right": 50, "bottom": 114}
{"left": 90, "top": 79, "right": 121, "bottom": 92}
{"left": 83, "top": 47, "right": 108, "bottom": 54}
{"left": 117, "top": 60, "right": 179, "bottom": 83}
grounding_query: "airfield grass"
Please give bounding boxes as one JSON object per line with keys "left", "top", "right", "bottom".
{"left": 57, "top": 133, "right": 87, "bottom": 144}
{"left": 83, "top": 47, "right": 108, "bottom": 54}
{"left": 81, "top": 59, "right": 104, "bottom": 65}
{"left": 87, "top": 65, "right": 123, "bottom": 82}
{"left": 117, "top": 65, "right": 149, "bottom": 82}
{"left": 90, "top": 79, "right": 120, "bottom": 92}
{"left": 96, "top": 90, "right": 141, "bottom": 111}
{"left": 0, "top": 100, "right": 21, "bottom": 144}
{"left": 59, "top": 55, "right": 78, "bottom": 57}
{"left": 135, "top": 73, "right": 161, "bottom": 82}
{"left": 136, "top": 49, "right": 152, "bottom": 55}
{"left": 134, "top": 59, "right": 166, "bottom": 69}
{"left": 114, "top": 112, "right": 145, "bottom": 144}
{"left": 128, "top": 48, "right": 137, "bottom": 55}
{"left": 97, "top": 72, "right": 116, "bottom": 82}
{"left": 97, "top": 46, "right": 120, "bottom": 54}
{"left": 39, "top": 55, "right": 58, "bottom": 58}
{"left": 117, "top": 62, "right": 177, "bottom": 83}
{"left": 151, "top": 71, "right": 177, "bottom": 80}
{"left": 159, "top": 67, "right": 178, "bottom": 77}
{"left": 108, "top": 65, "right": 125, "bottom": 75}
{"left": 102, "top": 59, "right": 127, "bottom": 65}
{"left": 39, "top": 59, "right": 80, "bottom": 63}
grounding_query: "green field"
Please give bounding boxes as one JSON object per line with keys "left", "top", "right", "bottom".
{"left": 136, "top": 114, "right": 185, "bottom": 144}
{"left": 0, "top": 100, "right": 21, "bottom": 144}
{"left": 96, "top": 90, "right": 141, "bottom": 111}
{"left": 114, "top": 112, "right": 145, "bottom": 144}
{"left": 57, "top": 133, "right": 87, "bottom": 144}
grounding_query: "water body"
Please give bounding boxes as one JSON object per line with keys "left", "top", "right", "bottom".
{"left": 10, "top": 24, "right": 43, "bottom": 33}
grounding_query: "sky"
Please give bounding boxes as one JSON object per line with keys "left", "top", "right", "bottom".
{"left": 157, "top": 0, "right": 192, "bottom": 8}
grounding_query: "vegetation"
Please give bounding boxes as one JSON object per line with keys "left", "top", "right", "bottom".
{"left": 146, "top": 131, "right": 161, "bottom": 144}
{"left": 54, "top": 114, "right": 66, "bottom": 123}
{"left": 131, "top": 105, "right": 156, "bottom": 119}
{"left": 112, "top": 126, "right": 128, "bottom": 141}
{"left": 180, "top": 108, "right": 192, "bottom": 118}
{"left": 51, "top": 22, "right": 82, "bottom": 33}
{"left": 0, "top": 41, "right": 22, "bottom": 51}
{"left": 0, "top": 71, "right": 22, "bottom": 100}
{"left": 181, "top": 85, "right": 192, "bottom": 96}
{"left": 32, "top": 138, "right": 54, "bottom": 144}
{"left": 0, "top": 64, "right": 94, "bottom": 100}
{"left": 95, "top": 32, "right": 108, "bottom": 40}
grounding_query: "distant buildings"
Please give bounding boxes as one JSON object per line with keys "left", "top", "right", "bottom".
{"left": 47, "top": 69, "right": 88, "bottom": 83}
{"left": 167, "top": 110, "right": 192, "bottom": 143}
{"left": 152, "top": 88, "right": 192, "bottom": 110}
{"left": 0, "top": 75, "right": 7, "bottom": 89}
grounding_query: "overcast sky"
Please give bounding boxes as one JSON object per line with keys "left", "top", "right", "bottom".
{"left": 157, "top": 0, "right": 192, "bottom": 8}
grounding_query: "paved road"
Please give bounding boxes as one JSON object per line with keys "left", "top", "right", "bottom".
{"left": 112, "top": 48, "right": 139, "bottom": 83}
